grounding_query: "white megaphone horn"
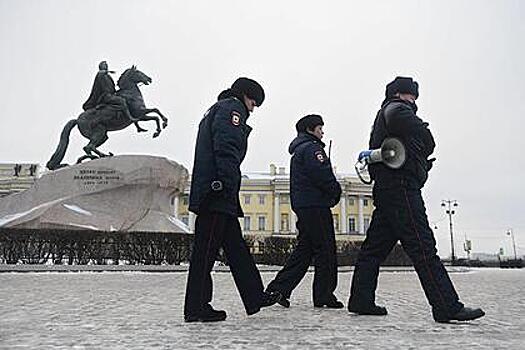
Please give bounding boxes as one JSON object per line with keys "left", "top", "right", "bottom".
{"left": 355, "top": 137, "right": 406, "bottom": 184}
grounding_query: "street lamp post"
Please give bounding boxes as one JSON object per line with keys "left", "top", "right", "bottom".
{"left": 507, "top": 229, "right": 517, "bottom": 261}
{"left": 441, "top": 199, "right": 458, "bottom": 264}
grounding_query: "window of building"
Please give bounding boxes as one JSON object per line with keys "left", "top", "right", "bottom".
{"left": 332, "top": 214, "right": 339, "bottom": 232}
{"left": 248, "top": 240, "right": 257, "bottom": 254}
{"left": 363, "top": 198, "right": 369, "bottom": 207}
{"left": 181, "top": 215, "right": 189, "bottom": 226}
{"left": 348, "top": 217, "right": 356, "bottom": 232}
{"left": 182, "top": 195, "right": 189, "bottom": 206}
{"left": 364, "top": 217, "right": 371, "bottom": 232}
{"left": 258, "top": 194, "right": 265, "bottom": 205}
{"left": 244, "top": 216, "right": 251, "bottom": 231}
{"left": 281, "top": 213, "right": 289, "bottom": 232}
{"left": 258, "top": 216, "right": 266, "bottom": 231}
{"left": 348, "top": 197, "right": 355, "bottom": 206}
{"left": 244, "top": 194, "right": 251, "bottom": 205}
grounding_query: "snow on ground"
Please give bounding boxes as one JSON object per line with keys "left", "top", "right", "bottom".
{"left": 0, "top": 269, "right": 523, "bottom": 349}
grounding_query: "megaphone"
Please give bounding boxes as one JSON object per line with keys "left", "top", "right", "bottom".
{"left": 355, "top": 137, "right": 406, "bottom": 184}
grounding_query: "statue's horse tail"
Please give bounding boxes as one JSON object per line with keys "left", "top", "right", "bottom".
{"left": 46, "top": 119, "right": 78, "bottom": 170}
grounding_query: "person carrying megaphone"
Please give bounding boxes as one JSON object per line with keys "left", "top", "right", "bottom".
{"left": 347, "top": 77, "right": 485, "bottom": 323}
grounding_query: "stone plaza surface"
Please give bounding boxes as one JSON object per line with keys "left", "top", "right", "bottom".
{"left": 0, "top": 268, "right": 523, "bottom": 349}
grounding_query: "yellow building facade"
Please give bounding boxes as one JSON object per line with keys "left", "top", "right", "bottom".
{"left": 1, "top": 162, "right": 373, "bottom": 242}
{"left": 174, "top": 165, "right": 374, "bottom": 242}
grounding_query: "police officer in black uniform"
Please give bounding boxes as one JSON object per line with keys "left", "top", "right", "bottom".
{"left": 266, "top": 115, "right": 343, "bottom": 309}
{"left": 347, "top": 77, "right": 485, "bottom": 323}
{"left": 184, "top": 77, "right": 280, "bottom": 322}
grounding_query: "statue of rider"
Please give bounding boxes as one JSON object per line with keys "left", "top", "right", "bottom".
{"left": 82, "top": 61, "right": 137, "bottom": 122}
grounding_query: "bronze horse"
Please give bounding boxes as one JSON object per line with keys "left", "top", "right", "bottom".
{"left": 46, "top": 66, "right": 168, "bottom": 170}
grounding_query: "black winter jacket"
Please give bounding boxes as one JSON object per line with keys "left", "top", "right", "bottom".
{"left": 289, "top": 132, "right": 341, "bottom": 210}
{"left": 189, "top": 97, "right": 251, "bottom": 217}
{"left": 369, "top": 98, "right": 436, "bottom": 189}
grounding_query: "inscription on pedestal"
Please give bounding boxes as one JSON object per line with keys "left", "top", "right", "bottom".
{"left": 73, "top": 168, "right": 123, "bottom": 189}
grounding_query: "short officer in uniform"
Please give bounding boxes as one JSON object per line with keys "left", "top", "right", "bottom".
{"left": 347, "top": 77, "right": 485, "bottom": 323}
{"left": 266, "top": 115, "right": 344, "bottom": 309}
{"left": 184, "top": 77, "right": 280, "bottom": 322}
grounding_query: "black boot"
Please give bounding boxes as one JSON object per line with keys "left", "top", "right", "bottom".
{"left": 314, "top": 300, "right": 344, "bottom": 309}
{"left": 184, "top": 304, "right": 227, "bottom": 323}
{"left": 260, "top": 290, "right": 283, "bottom": 307}
{"left": 434, "top": 306, "right": 485, "bottom": 323}
{"left": 266, "top": 289, "right": 290, "bottom": 308}
{"left": 348, "top": 303, "right": 388, "bottom": 315}
{"left": 277, "top": 295, "right": 291, "bottom": 308}
{"left": 315, "top": 295, "right": 344, "bottom": 309}
{"left": 247, "top": 290, "right": 284, "bottom": 315}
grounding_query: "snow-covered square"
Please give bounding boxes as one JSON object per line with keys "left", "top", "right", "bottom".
{"left": 0, "top": 268, "right": 523, "bottom": 349}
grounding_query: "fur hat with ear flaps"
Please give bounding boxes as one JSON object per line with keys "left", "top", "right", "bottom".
{"left": 385, "top": 76, "right": 419, "bottom": 99}
{"left": 217, "top": 77, "right": 265, "bottom": 106}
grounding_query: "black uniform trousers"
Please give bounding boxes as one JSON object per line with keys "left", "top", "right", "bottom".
{"left": 184, "top": 211, "right": 266, "bottom": 317}
{"left": 267, "top": 208, "right": 338, "bottom": 304}
{"left": 348, "top": 187, "right": 464, "bottom": 320}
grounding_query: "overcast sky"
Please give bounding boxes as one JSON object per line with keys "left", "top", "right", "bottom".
{"left": 1, "top": 0, "right": 523, "bottom": 257}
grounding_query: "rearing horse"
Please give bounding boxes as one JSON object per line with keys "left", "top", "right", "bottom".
{"left": 46, "top": 66, "right": 168, "bottom": 170}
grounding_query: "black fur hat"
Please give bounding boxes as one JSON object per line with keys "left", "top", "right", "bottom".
{"left": 296, "top": 114, "right": 324, "bottom": 133}
{"left": 385, "top": 76, "right": 419, "bottom": 99}
{"left": 231, "top": 77, "right": 265, "bottom": 106}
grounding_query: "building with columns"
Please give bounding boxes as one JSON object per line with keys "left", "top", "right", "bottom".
{"left": 173, "top": 164, "right": 374, "bottom": 242}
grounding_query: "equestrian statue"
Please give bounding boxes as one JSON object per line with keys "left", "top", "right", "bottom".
{"left": 46, "top": 61, "right": 168, "bottom": 170}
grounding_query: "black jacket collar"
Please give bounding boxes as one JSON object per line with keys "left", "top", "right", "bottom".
{"left": 289, "top": 132, "right": 325, "bottom": 154}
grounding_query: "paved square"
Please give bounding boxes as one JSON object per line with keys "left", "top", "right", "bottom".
{"left": 0, "top": 269, "right": 523, "bottom": 349}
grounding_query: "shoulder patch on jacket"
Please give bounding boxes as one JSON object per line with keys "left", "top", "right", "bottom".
{"left": 314, "top": 150, "right": 325, "bottom": 163}
{"left": 231, "top": 111, "right": 241, "bottom": 126}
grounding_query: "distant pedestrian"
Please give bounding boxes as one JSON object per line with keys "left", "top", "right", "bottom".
{"left": 267, "top": 114, "right": 344, "bottom": 309}
{"left": 184, "top": 77, "right": 281, "bottom": 322}
{"left": 347, "top": 76, "right": 485, "bottom": 323}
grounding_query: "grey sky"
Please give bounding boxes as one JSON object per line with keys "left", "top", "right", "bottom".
{"left": 1, "top": 0, "right": 523, "bottom": 257}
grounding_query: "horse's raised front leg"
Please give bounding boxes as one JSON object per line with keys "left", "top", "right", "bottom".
{"left": 139, "top": 115, "right": 162, "bottom": 138}
{"left": 143, "top": 108, "right": 168, "bottom": 129}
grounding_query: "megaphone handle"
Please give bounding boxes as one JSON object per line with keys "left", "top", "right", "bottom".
{"left": 356, "top": 159, "right": 368, "bottom": 171}
{"left": 355, "top": 163, "right": 373, "bottom": 185}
